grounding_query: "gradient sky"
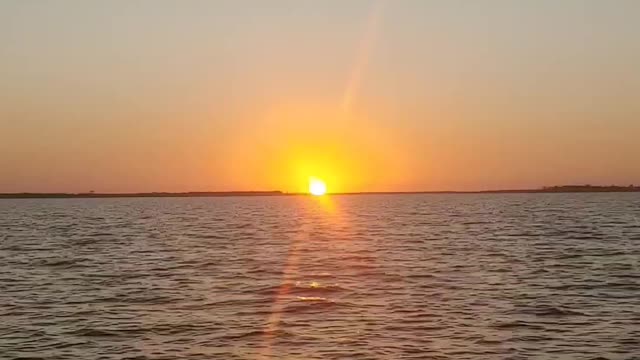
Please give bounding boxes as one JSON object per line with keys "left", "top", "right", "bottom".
{"left": 1, "top": 0, "right": 639, "bottom": 193}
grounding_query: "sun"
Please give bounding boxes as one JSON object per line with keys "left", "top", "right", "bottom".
{"left": 309, "top": 178, "right": 327, "bottom": 196}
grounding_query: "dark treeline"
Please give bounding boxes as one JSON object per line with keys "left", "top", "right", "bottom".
{"left": 538, "top": 185, "right": 639, "bottom": 192}
{"left": 0, "top": 191, "right": 284, "bottom": 199}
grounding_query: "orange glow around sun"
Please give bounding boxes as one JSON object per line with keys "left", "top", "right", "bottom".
{"left": 227, "top": 101, "right": 411, "bottom": 194}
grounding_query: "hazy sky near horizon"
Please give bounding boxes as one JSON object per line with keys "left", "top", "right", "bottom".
{"left": 1, "top": 0, "right": 639, "bottom": 193}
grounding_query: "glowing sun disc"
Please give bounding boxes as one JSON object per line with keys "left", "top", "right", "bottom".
{"left": 309, "top": 178, "right": 327, "bottom": 196}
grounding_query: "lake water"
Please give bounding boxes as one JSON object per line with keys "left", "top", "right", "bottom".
{"left": 1, "top": 194, "right": 639, "bottom": 359}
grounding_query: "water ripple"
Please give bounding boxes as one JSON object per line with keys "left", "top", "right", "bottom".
{"left": 1, "top": 193, "right": 639, "bottom": 359}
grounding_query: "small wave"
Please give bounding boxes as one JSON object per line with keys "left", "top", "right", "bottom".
{"left": 530, "top": 268, "right": 551, "bottom": 274}
{"left": 39, "top": 258, "right": 90, "bottom": 269}
{"left": 310, "top": 272, "right": 334, "bottom": 278}
{"left": 295, "top": 296, "right": 329, "bottom": 302}
{"left": 120, "top": 295, "right": 177, "bottom": 305}
{"left": 491, "top": 321, "right": 545, "bottom": 330}
{"left": 0, "top": 244, "right": 22, "bottom": 251}
{"left": 245, "top": 267, "right": 285, "bottom": 276}
{"left": 72, "top": 328, "right": 120, "bottom": 337}
{"left": 513, "top": 334, "right": 553, "bottom": 342}
{"left": 550, "top": 282, "right": 639, "bottom": 292}
{"left": 343, "top": 262, "right": 377, "bottom": 271}
{"left": 186, "top": 298, "right": 259, "bottom": 308}
{"left": 339, "top": 254, "right": 377, "bottom": 263}
{"left": 255, "top": 282, "right": 347, "bottom": 296}
{"left": 281, "top": 297, "right": 346, "bottom": 314}
{"left": 603, "top": 281, "right": 640, "bottom": 290}
{"left": 558, "top": 253, "right": 583, "bottom": 259}
{"left": 50, "top": 341, "right": 88, "bottom": 349}
{"left": 407, "top": 273, "right": 437, "bottom": 279}
{"left": 231, "top": 308, "right": 274, "bottom": 317}
{"left": 71, "top": 325, "right": 202, "bottom": 338}
{"left": 87, "top": 232, "right": 114, "bottom": 237}
{"left": 517, "top": 306, "right": 586, "bottom": 317}
{"left": 219, "top": 328, "right": 293, "bottom": 341}
{"left": 475, "top": 338, "right": 502, "bottom": 345}
{"left": 617, "top": 337, "right": 640, "bottom": 345}
{"left": 548, "top": 284, "right": 592, "bottom": 291}
{"left": 613, "top": 273, "right": 640, "bottom": 279}
{"left": 193, "top": 233, "right": 225, "bottom": 240}
{"left": 384, "top": 323, "right": 446, "bottom": 332}
{"left": 295, "top": 281, "right": 347, "bottom": 293}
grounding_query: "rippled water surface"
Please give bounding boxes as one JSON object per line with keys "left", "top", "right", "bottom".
{"left": 1, "top": 194, "right": 639, "bottom": 359}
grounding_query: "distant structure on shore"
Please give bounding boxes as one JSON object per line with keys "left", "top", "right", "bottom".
{"left": 0, "top": 185, "right": 638, "bottom": 199}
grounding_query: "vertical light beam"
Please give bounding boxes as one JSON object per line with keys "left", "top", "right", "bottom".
{"left": 342, "top": 0, "right": 388, "bottom": 113}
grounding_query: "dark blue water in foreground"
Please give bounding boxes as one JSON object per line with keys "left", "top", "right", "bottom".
{"left": 1, "top": 193, "right": 639, "bottom": 359}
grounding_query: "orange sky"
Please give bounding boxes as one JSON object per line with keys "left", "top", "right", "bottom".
{"left": 1, "top": 1, "right": 639, "bottom": 193}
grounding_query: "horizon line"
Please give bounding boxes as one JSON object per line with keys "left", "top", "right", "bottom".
{"left": 1, "top": 185, "right": 638, "bottom": 199}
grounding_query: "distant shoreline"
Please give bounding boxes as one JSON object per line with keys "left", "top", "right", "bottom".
{"left": 1, "top": 186, "right": 638, "bottom": 199}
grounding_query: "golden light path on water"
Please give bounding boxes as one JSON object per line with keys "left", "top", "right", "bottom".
{"left": 258, "top": 195, "right": 347, "bottom": 359}
{"left": 258, "top": 2, "right": 388, "bottom": 357}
